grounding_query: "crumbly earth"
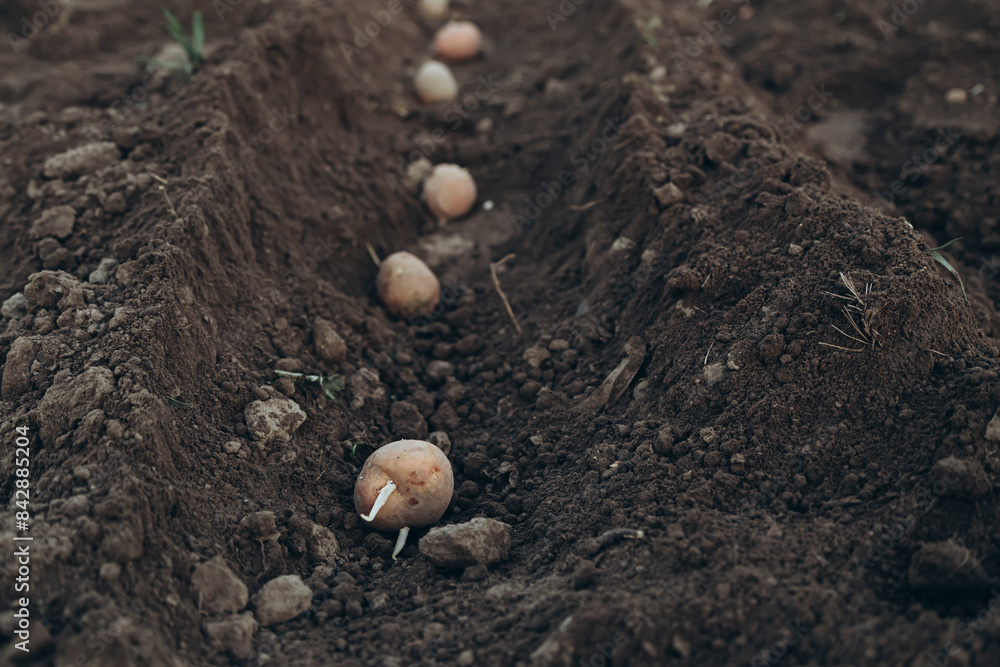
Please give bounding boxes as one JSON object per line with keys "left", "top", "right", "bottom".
{"left": 1, "top": 0, "right": 999, "bottom": 665}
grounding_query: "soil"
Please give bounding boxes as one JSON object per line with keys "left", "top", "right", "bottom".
{"left": 2, "top": 0, "right": 1000, "bottom": 666}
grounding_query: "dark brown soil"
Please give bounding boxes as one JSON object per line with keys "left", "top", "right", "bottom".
{"left": 2, "top": 0, "right": 1000, "bottom": 666}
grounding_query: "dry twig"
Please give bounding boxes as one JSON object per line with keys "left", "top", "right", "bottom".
{"left": 490, "top": 254, "right": 522, "bottom": 336}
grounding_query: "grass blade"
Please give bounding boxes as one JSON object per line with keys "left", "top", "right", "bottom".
{"left": 191, "top": 11, "right": 205, "bottom": 62}
{"left": 930, "top": 251, "right": 968, "bottom": 302}
{"left": 927, "top": 237, "right": 963, "bottom": 252}
{"left": 162, "top": 9, "right": 193, "bottom": 55}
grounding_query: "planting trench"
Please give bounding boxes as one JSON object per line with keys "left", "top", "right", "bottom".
{"left": 1, "top": 0, "right": 1000, "bottom": 666}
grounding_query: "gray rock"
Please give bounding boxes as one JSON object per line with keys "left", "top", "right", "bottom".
{"left": 29, "top": 206, "right": 76, "bottom": 239}
{"left": 204, "top": 612, "right": 257, "bottom": 659}
{"left": 1, "top": 337, "right": 35, "bottom": 400}
{"left": 313, "top": 317, "right": 347, "bottom": 362}
{"left": 43, "top": 142, "right": 119, "bottom": 179}
{"left": 254, "top": 575, "right": 312, "bottom": 626}
{"left": 192, "top": 555, "right": 249, "bottom": 613}
{"left": 419, "top": 517, "right": 511, "bottom": 568}
{"left": 244, "top": 398, "right": 306, "bottom": 445}
{"left": 1, "top": 292, "right": 27, "bottom": 319}
{"left": 88, "top": 257, "right": 119, "bottom": 284}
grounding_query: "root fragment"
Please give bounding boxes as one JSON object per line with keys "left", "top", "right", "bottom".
{"left": 392, "top": 526, "right": 410, "bottom": 561}
{"left": 360, "top": 480, "right": 396, "bottom": 523}
{"left": 490, "top": 253, "right": 522, "bottom": 336}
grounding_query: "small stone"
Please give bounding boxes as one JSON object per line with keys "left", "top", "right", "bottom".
{"left": 88, "top": 258, "right": 118, "bottom": 284}
{"left": 548, "top": 338, "right": 569, "bottom": 351}
{"left": 43, "top": 142, "right": 119, "bottom": 179}
{"left": 457, "top": 649, "right": 475, "bottom": 666}
{"left": 223, "top": 441, "right": 242, "bottom": 454}
{"left": 428, "top": 431, "right": 451, "bottom": 455}
{"left": 30, "top": 206, "right": 76, "bottom": 239}
{"left": 255, "top": 575, "right": 312, "bottom": 626}
{"left": 418, "top": 517, "right": 511, "bottom": 568}
{"left": 2, "top": 337, "right": 35, "bottom": 400}
{"left": 944, "top": 88, "right": 968, "bottom": 104}
{"left": 313, "top": 318, "right": 347, "bottom": 363}
{"left": 611, "top": 237, "right": 635, "bottom": 252}
{"left": 426, "top": 360, "right": 455, "bottom": 386}
{"left": 666, "top": 122, "right": 686, "bottom": 138}
{"left": 204, "top": 613, "right": 257, "bottom": 659}
{"left": 244, "top": 398, "right": 306, "bottom": 445}
{"left": 1, "top": 292, "right": 28, "bottom": 319}
{"left": 99, "top": 562, "right": 121, "bottom": 583}
{"left": 985, "top": 415, "right": 1000, "bottom": 442}
{"left": 522, "top": 346, "right": 550, "bottom": 369}
{"left": 788, "top": 244, "right": 803, "bottom": 256}
{"left": 192, "top": 556, "right": 249, "bottom": 613}
{"left": 653, "top": 182, "right": 683, "bottom": 207}
{"left": 104, "top": 192, "right": 127, "bottom": 215}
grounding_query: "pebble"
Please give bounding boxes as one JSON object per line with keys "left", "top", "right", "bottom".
{"left": 418, "top": 517, "right": 511, "bottom": 567}
{"left": 426, "top": 360, "right": 455, "bottom": 386}
{"left": 43, "top": 142, "right": 120, "bottom": 179}
{"left": 29, "top": 206, "right": 76, "bottom": 239}
{"left": 313, "top": 317, "right": 347, "bottom": 362}
{"left": 428, "top": 431, "right": 451, "bottom": 455}
{"left": 244, "top": 397, "right": 306, "bottom": 445}
{"left": 223, "top": 441, "right": 242, "bottom": 454}
{"left": 522, "top": 346, "right": 550, "bottom": 369}
{"left": 88, "top": 258, "right": 118, "bottom": 284}
{"left": 1, "top": 337, "right": 35, "bottom": 400}
{"left": 191, "top": 556, "right": 249, "bottom": 613}
{"left": 204, "top": 613, "right": 257, "bottom": 659}
{"left": 254, "top": 575, "right": 312, "bottom": 626}
{"left": 1, "top": 292, "right": 27, "bottom": 319}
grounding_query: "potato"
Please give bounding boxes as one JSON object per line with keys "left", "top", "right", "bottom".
{"left": 354, "top": 440, "right": 454, "bottom": 531}
{"left": 377, "top": 251, "right": 440, "bottom": 319}
{"left": 423, "top": 163, "right": 477, "bottom": 221}
{"left": 433, "top": 21, "right": 482, "bottom": 61}
{"left": 415, "top": 60, "right": 458, "bottom": 104}
{"left": 419, "top": 0, "right": 449, "bottom": 20}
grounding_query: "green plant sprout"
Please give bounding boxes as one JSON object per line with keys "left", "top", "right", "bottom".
{"left": 926, "top": 238, "right": 967, "bottom": 303}
{"left": 138, "top": 9, "right": 204, "bottom": 77}
{"left": 273, "top": 370, "right": 344, "bottom": 402}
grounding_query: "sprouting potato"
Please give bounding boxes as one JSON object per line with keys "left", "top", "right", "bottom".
{"left": 377, "top": 251, "right": 440, "bottom": 319}
{"left": 354, "top": 439, "right": 455, "bottom": 559}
